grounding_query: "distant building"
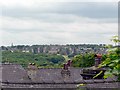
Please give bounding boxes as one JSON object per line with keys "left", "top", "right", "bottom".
{"left": 1, "top": 44, "right": 108, "bottom": 55}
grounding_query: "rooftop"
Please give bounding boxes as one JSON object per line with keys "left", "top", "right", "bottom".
{"left": 0, "top": 64, "right": 120, "bottom": 89}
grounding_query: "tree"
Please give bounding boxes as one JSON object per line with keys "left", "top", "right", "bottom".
{"left": 2, "top": 51, "right": 65, "bottom": 68}
{"left": 99, "top": 36, "right": 120, "bottom": 81}
{"left": 72, "top": 53, "right": 95, "bottom": 67}
{"left": 111, "top": 36, "right": 120, "bottom": 46}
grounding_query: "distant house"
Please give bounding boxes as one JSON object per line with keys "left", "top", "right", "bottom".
{"left": 0, "top": 64, "right": 119, "bottom": 90}
{"left": 22, "top": 50, "right": 30, "bottom": 53}
{"left": 1, "top": 44, "right": 108, "bottom": 55}
{"left": 48, "top": 47, "right": 59, "bottom": 54}
{"left": 48, "top": 50, "right": 58, "bottom": 54}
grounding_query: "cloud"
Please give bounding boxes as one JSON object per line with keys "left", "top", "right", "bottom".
{"left": 1, "top": 15, "right": 117, "bottom": 32}
{"left": 1, "top": 2, "right": 117, "bottom": 19}
{"left": 0, "top": 1, "right": 118, "bottom": 45}
{"left": 1, "top": 28, "right": 117, "bottom": 45}
{"left": 1, "top": 15, "right": 117, "bottom": 45}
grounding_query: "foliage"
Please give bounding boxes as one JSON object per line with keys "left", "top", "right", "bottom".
{"left": 111, "top": 36, "right": 120, "bottom": 46}
{"left": 72, "top": 53, "right": 95, "bottom": 67}
{"left": 48, "top": 55, "right": 65, "bottom": 64}
{"left": 2, "top": 51, "right": 65, "bottom": 68}
{"left": 99, "top": 48, "right": 120, "bottom": 81}
{"left": 99, "top": 36, "right": 120, "bottom": 81}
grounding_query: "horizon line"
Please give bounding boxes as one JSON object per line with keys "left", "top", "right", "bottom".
{"left": 1, "top": 43, "right": 113, "bottom": 47}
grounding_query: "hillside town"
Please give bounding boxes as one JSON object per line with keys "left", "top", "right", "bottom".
{"left": 1, "top": 44, "right": 107, "bottom": 55}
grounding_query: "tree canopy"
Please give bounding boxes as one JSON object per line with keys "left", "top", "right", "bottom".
{"left": 2, "top": 51, "right": 65, "bottom": 68}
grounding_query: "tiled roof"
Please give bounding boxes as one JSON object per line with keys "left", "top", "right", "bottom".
{"left": 1, "top": 64, "right": 83, "bottom": 84}
{"left": 34, "top": 68, "right": 83, "bottom": 84}
{"left": 1, "top": 64, "right": 31, "bottom": 83}
{"left": 1, "top": 64, "right": 120, "bottom": 89}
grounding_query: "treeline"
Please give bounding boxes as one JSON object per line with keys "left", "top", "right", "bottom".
{"left": 2, "top": 50, "right": 106, "bottom": 68}
{"left": 72, "top": 53, "right": 107, "bottom": 67}
{"left": 2, "top": 51, "right": 65, "bottom": 68}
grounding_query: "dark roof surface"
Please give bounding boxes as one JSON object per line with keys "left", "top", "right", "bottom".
{"left": 1, "top": 64, "right": 120, "bottom": 89}
{"left": 1, "top": 64, "right": 31, "bottom": 83}
{"left": 1, "top": 64, "right": 83, "bottom": 84}
{"left": 34, "top": 68, "right": 83, "bottom": 84}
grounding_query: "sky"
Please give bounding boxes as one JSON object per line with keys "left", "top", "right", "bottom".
{"left": 0, "top": 0, "right": 119, "bottom": 46}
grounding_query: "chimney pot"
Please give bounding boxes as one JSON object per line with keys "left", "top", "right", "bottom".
{"left": 27, "top": 63, "right": 38, "bottom": 80}
{"left": 67, "top": 60, "right": 72, "bottom": 67}
{"left": 95, "top": 54, "right": 102, "bottom": 67}
{"left": 63, "top": 63, "right": 68, "bottom": 70}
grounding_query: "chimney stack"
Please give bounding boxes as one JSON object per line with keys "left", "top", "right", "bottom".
{"left": 67, "top": 60, "right": 72, "bottom": 67}
{"left": 95, "top": 54, "right": 102, "bottom": 67}
{"left": 61, "top": 63, "right": 70, "bottom": 78}
{"left": 27, "top": 63, "right": 38, "bottom": 80}
{"left": 63, "top": 63, "right": 68, "bottom": 70}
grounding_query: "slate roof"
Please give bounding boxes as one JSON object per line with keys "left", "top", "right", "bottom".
{"left": 1, "top": 64, "right": 31, "bottom": 83}
{"left": 1, "top": 64, "right": 83, "bottom": 84}
{"left": 36, "top": 68, "right": 85, "bottom": 84}
{"left": 1, "top": 64, "right": 120, "bottom": 89}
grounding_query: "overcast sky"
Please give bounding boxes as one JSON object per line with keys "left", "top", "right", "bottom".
{"left": 0, "top": 0, "right": 118, "bottom": 46}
